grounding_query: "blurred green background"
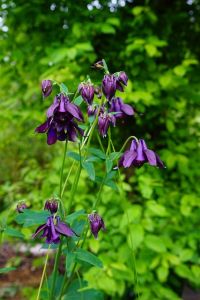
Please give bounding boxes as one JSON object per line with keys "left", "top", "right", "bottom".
{"left": 0, "top": 0, "right": 200, "bottom": 299}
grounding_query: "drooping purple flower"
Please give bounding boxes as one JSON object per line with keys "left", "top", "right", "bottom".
{"left": 32, "top": 216, "right": 76, "bottom": 244}
{"left": 119, "top": 139, "right": 165, "bottom": 168}
{"left": 79, "top": 83, "right": 95, "bottom": 105}
{"left": 109, "top": 97, "right": 134, "bottom": 119}
{"left": 116, "top": 71, "right": 128, "bottom": 92}
{"left": 98, "top": 108, "right": 116, "bottom": 137}
{"left": 88, "top": 213, "right": 105, "bottom": 239}
{"left": 102, "top": 74, "right": 117, "bottom": 101}
{"left": 47, "top": 94, "right": 83, "bottom": 122}
{"left": 42, "top": 80, "right": 52, "bottom": 98}
{"left": 32, "top": 216, "right": 60, "bottom": 244}
{"left": 35, "top": 112, "right": 84, "bottom": 145}
{"left": 16, "top": 202, "right": 27, "bottom": 213}
{"left": 44, "top": 199, "right": 58, "bottom": 214}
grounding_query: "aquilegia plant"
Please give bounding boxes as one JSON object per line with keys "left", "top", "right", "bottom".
{"left": 14, "top": 60, "right": 164, "bottom": 300}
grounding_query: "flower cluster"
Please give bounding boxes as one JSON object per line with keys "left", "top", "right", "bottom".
{"left": 36, "top": 82, "right": 84, "bottom": 145}
{"left": 32, "top": 60, "right": 165, "bottom": 244}
{"left": 78, "top": 69, "right": 134, "bottom": 138}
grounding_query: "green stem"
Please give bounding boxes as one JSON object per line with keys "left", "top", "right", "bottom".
{"left": 36, "top": 248, "right": 50, "bottom": 300}
{"left": 60, "top": 141, "right": 68, "bottom": 198}
{"left": 50, "top": 239, "right": 63, "bottom": 300}
{"left": 61, "top": 161, "right": 75, "bottom": 199}
{"left": 119, "top": 135, "right": 138, "bottom": 153}
{"left": 111, "top": 137, "right": 140, "bottom": 300}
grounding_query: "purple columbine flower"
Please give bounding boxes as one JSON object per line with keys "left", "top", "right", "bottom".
{"left": 16, "top": 202, "right": 27, "bottom": 213}
{"left": 44, "top": 199, "right": 58, "bottom": 214}
{"left": 98, "top": 109, "right": 116, "bottom": 137}
{"left": 79, "top": 83, "right": 95, "bottom": 105}
{"left": 116, "top": 71, "right": 128, "bottom": 91}
{"left": 109, "top": 97, "right": 134, "bottom": 119}
{"left": 119, "top": 139, "right": 165, "bottom": 168}
{"left": 42, "top": 80, "right": 52, "bottom": 98}
{"left": 35, "top": 112, "right": 84, "bottom": 145}
{"left": 88, "top": 213, "right": 105, "bottom": 239}
{"left": 102, "top": 74, "right": 117, "bottom": 101}
{"left": 32, "top": 216, "right": 76, "bottom": 244}
{"left": 47, "top": 94, "right": 83, "bottom": 122}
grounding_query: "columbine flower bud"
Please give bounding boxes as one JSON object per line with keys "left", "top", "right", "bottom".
{"left": 102, "top": 74, "right": 117, "bottom": 101}
{"left": 42, "top": 80, "right": 52, "bottom": 98}
{"left": 79, "top": 83, "right": 95, "bottom": 105}
{"left": 116, "top": 71, "right": 128, "bottom": 91}
{"left": 16, "top": 202, "right": 27, "bottom": 213}
{"left": 44, "top": 199, "right": 58, "bottom": 214}
{"left": 118, "top": 71, "right": 128, "bottom": 86}
{"left": 98, "top": 109, "right": 116, "bottom": 137}
{"left": 88, "top": 213, "right": 105, "bottom": 239}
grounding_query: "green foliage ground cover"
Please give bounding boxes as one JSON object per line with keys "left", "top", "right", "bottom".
{"left": 0, "top": 1, "right": 200, "bottom": 299}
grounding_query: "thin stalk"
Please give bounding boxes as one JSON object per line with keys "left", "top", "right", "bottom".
{"left": 61, "top": 161, "right": 75, "bottom": 198}
{"left": 49, "top": 239, "right": 63, "bottom": 300}
{"left": 97, "top": 133, "right": 105, "bottom": 152}
{"left": 60, "top": 141, "right": 68, "bottom": 198}
{"left": 111, "top": 136, "right": 140, "bottom": 300}
{"left": 36, "top": 248, "right": 50, "bottom": 300}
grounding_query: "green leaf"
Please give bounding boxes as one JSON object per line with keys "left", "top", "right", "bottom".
{"left": 156, "top": 266, "right": 169, "bottom": 282}
{"left": 109, "top": 152, "right": 121, "bottom": 161}
{"left": 101, "top": 24, "right": 115, "bottom": 34}
{"left": 66, "top": 209, "right": 86, "bottom": 224}
{"left": 64, "top": 289, "right": 103, "bottom": 300}
{"left": 66, "top": 251, "right": 76, "bottom": 276}
{"left": 88, "top": 148, "right": 106, "bottom": 160}
{"left": 74, "top": 96, "right": 83, "bottom": 106}
{"left": 0, "top": 267, "right": 16, "bottom": 274}
{"left": 60, "top": 82, "right": 68, "bottom": 94}
{"left": 82, "top": 161, "right": 95, "bottom": 180}
{"left": 75, "top": 248, "right": 103, "bottom": 268}
{"left": 145, "top": 235, "right": 167, "bottom": 253}
{"left": 15, "top": 210, "right": 50, "bottom": 227}
{"left": 67, "top": 151, "right": 81, "bottom": 161}
{"left": 106, "top": 159, "right": 113, "bottom": 173}
{"left": 127, "top": 224, "right": 144, "bottom": 250}
{"left": 4, "top": 227, "right": 24, "bottom": 238}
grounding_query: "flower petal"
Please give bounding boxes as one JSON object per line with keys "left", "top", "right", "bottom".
{"left": 55, "top": 221, "right": 76, "bottom": 237}
{"left": 32, "top": 223, "right": 47, "bottom": 238}
{"left": 121, "top": 103, "right": 134, "bottom": 116}
{"left": 35, "top": 120, "right": 49, "bottom": 133}
{"left": 66, "top": 102, "right": 83, "bottom": 121}
{"left": 155, "top": 153, "right": 165, "bottom": 168}
{"left": 122, "top": 150, "right": 137, "bottom": 168}
{"left": 46, "top": 97, "right": 59, "bottom": 118}
{"left": 47, "top": 127, "right": 57, "bottom": 145}
{"left": 144, "top": 149, "right": 157, "bottom": 166}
